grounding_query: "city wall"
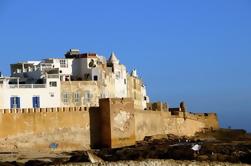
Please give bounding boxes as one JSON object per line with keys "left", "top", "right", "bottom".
{"left": 0, "top": 99, "right": 219, "bottom": 152}
{"left": 0, "top": 107, "right": 93, "bottom": 152}
{"left": 135, "top": 111, "right": 218, "bottom": 141}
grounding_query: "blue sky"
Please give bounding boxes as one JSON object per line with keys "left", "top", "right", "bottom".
{"left": 0, "top": 0, "right": 251, "bottom": 131}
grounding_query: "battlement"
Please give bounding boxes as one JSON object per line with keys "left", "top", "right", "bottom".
{"left": 146, "top": 102, "right": 168, "bottom": 111}
{"left": 139, "top": 109, "right": 217, "bottom": 121}
{"left": 0, "top": 106, "right": 96, "bottom": 114}
{"left": 0, "top": 98, "right": 219, "bottom": 152}
{"left": 144, "top": 101, "right": 218, "bottom": 128}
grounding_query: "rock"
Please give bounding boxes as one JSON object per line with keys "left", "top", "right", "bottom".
{"left": 68, "top": 151, "right": 89, "bottom": 162}
{"left": 197, "top": 155, "right": 209, "bottom": 161}
{"left": 191, "top": 144, "right": 201, "bottom": 151}
{"left": 87, "top": 150, "right": 104, "bottom": 163}
{"left": 25, "top": 160, "right": 51, "bottom": 166}
{"left": 217, "top": 154, "right": 229, "bottom": 162}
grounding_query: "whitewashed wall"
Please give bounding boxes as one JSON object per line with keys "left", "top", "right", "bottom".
{"left": 113, "top": 64, "right": 128, "bottom": 98}
{"left": 51, "top": 59, "right": 74, "bottom": 75}
{"left": 0, "top": 81, "right": 60, "bottom": 109}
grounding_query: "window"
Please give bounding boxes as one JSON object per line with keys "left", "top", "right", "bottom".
{"left": 60, "top": 59, "right": 68, "bottom": 68}
{"left": 32, "top": 96, "right": 40, "bottom": 108}
{"left": 144, "top": 96, "right": 147, "bottom": 101}
{"left": 49, "top": 81, "right": 57, "bottom": 87}
{"left": 83, "top": 91, "right": 92, "bottom": 104}
{"left": 93, "top": 75, "right": 98, "bottom": 81}
{"left": 88, "top": 59, "right": 96, "bottom": 68}
{"left": 50, "top": 92, "right": 55, "bottom": 97}
{"left": 115, "top": 71, "right": 121, "bottom": 79}
{"left": 124, "top": 79, "right": 127, "bottom": 84}
{"left": 10, "top": 96, "right": 20, "bottom": 109}
{"left": 74, "top": 92, "right": 81, "bottom": 103}
{"left": 100, "top": 93, "right": 106, "bottom": 98}
{"left": 63, "top": 93, "right": 69, "bottom": 104}
{"left": 84, "top": 74, "right": 90, "bottom": 80}
{"left": 17, "top": 69, "right": 21, "bottom": 73}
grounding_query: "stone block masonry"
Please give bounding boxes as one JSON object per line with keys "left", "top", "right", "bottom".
{"left": 98, "top": 98, "right": 136, "bottom": 148}
{"left": 0, "top": 107, "right": 92, "bottom": 152}
{"left": 0, "top": 98, "right": 219, "bottom": 152}
{"left": 135, "top": 111, "right": 219, "bottom": 141}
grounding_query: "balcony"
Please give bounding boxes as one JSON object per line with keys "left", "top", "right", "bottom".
{"left": 47, "top": 74, "right": 59, "bottom": 79}
{"left": 8, "top": 84, "right": 46, "bottom": 89}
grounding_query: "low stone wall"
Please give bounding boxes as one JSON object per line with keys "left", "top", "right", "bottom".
{"left": 0, "top": 107, "right": 93, "bottom": 152}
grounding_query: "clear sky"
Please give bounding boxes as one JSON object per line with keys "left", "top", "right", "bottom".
{"left": 0, "top": 0, "right": 250, "bottom": 131}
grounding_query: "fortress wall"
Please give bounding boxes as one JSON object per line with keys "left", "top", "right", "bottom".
{"left": 0, "top": 107, "right": 92, "bottom": 152}
{"left": 98, "top": 98, "right": 136, "bottom": 148}
{"left": 135, "top": 110, "right": 218, "bottom": 141}
{"left": 184, "top": 112, "right": 219, "bottom": 129}
{"left": 197, "top": 113, "right": 219, "bottom": 129}
{"left": 0, "top": 99, "right": 219, "bottom": 152}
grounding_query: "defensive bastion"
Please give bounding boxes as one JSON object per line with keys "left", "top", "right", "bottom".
{"left": 0, "top": 98, "right": 219, "bottom": 152}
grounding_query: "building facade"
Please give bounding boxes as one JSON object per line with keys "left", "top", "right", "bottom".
{"left": 0, "top": 49, "right": 149, "bottom": 110}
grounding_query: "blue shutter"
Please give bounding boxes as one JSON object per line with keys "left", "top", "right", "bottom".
{"left": 16, "top": 97, "right": 20, "bottom": 108}
{"left": 32, "top": 97, "right": 35, "bottom": 108}
{"left": 10, "top": 97, "right": 14, "bottom": 108}
{"left": 37, "top": 97, "right": 40, "bottom": 108}
{"left": 33, "top": 96, "right": 40, "bottom": 108}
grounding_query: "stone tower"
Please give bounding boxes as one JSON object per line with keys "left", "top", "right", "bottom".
{"left": 98, "top": 98, "right": 136, "bottom": 148}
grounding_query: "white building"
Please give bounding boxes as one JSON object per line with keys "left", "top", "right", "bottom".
{"left": 0, "top": 76, "right": 60, "bottom": 109}
{"left": 0, "top": 49, "right": 149, "bottom": 109}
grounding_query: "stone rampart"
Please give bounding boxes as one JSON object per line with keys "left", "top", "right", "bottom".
{"left": 135, "top": 110, "right": 219, "bottom": 141}
{"left": 98, "top": 98, "right": 136, "bottom": 148}
{"left": 0, "top": 107, "right": 94, "bottom": 152}
{"left": 0, "top": 99, "right": 219, "bottom": 152}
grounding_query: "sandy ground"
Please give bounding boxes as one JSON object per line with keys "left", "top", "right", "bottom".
{"left": 56, "top": 159, "right": 251, "bottom": 166}
{"left": 0, "top": 129, "right": 250, "bottom": 165}
{"left": 0, "top": 151, "right": 70, "bottom": 163}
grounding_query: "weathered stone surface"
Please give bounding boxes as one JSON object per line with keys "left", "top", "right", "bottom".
{"left": 0, "top": 110, "right": 91, "bottom": 152}
{"left": 135, "top": 111, "right": 218, "bottom": 141}
{"left": 98, "top": 98, "right": 136, "bottom": 148}
{"left": 0, "top": 98, "right": 219, "bottom": 152}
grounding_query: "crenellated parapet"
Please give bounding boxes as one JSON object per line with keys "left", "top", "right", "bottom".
{"left": 0, "top": 98, "right": 219, "bottom": 152}
{"left": 0, "top": 106, "right": 96, "bottom": 114}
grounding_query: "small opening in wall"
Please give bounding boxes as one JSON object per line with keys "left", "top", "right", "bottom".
{"left": 49, "top": 81, "right": 57, "bottom": 87}
{"left": 93, "top": 75, "right": 98, "bottom": 81}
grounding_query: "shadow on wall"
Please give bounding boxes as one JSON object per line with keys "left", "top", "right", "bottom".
{"left": 89, "top": 107, "right": 101, "bottom": 149}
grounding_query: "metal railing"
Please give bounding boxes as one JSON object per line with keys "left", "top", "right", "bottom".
{"left": 47, "top": 74, "right": 59, "bottom": 79}
{"left": 9, "top": 84, "right": 18, "bottom": 88}
{"left": 33, "top": 84, "right": 46, "bottom": 88}
{"left": 19, "top": 84, "right": 32, "bottom": 88}
{"left": 8, "top": 84, "right": 46, "bottom": 89}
